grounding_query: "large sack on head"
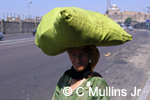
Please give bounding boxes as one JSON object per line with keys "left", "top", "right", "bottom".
{"left": 35, "top": 7, "right": 132, "bottom": 56}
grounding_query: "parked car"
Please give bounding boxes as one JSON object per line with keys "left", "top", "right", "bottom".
{"left": 125, "top": 24, "right": 130, "bottom": 29}
{"left": 128, "top": 26, "right": 133, "bottom": 31}
{"left": 32, "top": 29, "right": 37, "bottom": 35}
{"left": 122, "top": 26, "right": 126, "bottom": 30}
{"left": 0, "top": 32, "right": 4, "bottom": 41}
{"left": 120, "top": 23, "right": 126, "bottom": 30}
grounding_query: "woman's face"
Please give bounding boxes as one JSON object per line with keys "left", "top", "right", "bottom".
{"left": 67, "top": 48, "right": 90, "bottom": 72}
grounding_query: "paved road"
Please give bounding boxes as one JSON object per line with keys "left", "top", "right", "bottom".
{"left": 0, "top": 30, "right": 150, "bottom": 100}
{"left": 2, "top": 33, "right": 34, "bottom": 41}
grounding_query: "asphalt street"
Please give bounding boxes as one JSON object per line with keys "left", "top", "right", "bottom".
{"left": 0, "top": 30, "right": 150, "bottom": 100}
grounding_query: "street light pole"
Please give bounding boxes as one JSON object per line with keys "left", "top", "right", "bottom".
{"left": 28, "top": 1, "right": 32, "bottom": 33}
{"left": 143, "top": 9, "right": 146, "bottom": 13}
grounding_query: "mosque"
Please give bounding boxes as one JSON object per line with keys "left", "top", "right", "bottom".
{"left": 106, "top": 4, "right": 150, "bottom": 22}
{"left": 107, "top": 4, "right": 120, "bottom": 15}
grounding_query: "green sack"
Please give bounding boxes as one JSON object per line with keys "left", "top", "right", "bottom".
{"left": 35, "top": 7, "right": 132, "bottom": 56}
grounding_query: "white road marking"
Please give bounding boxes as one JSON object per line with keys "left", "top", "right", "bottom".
{"left": 0, "top": 38, "right": 35, "bottom": 45}
{"left": 138, "top": 76, "right": 150, "bottom": 100}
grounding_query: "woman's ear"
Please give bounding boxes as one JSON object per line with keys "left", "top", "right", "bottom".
{"left": 88, "top": 51, "right": 92, "bottom": 59}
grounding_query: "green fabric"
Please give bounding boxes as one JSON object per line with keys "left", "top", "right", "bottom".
{"left": 35, "top": 7, "right": 132, "bottom": 56}
{"left": 52, "top": 74, "right": 110, "bottom": 100}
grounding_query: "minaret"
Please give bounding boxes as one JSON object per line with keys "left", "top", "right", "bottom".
{"left": 106, "top": 0, "right": 111, "bottom": 14}
{"left": 107, "top": 0, "right": 111, "bottom": 10}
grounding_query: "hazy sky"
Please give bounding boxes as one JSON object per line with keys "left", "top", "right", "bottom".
{"left": 0, "top": 0, "right": 150, "bottom": 20}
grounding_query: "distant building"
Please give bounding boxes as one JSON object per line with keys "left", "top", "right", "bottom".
{"left": 6, "top": 16, "right": 21, "bottom": 22}
{"left": 107, "top": 4, "right": 150, "bottom": 22}
{"left": 5, "top": 14, "right": 42, "bottom": 22}
{"left": 24, "top": 16, "right": 42, "bottom": 22}
{"left": 35, "top": 17, "right": 42, "bottom": 22}
{"left": 107, "top": 4, "right": 120, "bottom": 15}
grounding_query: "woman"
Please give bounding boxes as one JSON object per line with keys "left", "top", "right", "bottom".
{"left": 52, "top": 45, "right": 110, "bottom": 100}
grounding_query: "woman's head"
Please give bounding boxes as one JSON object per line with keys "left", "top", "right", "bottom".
{"left": 67, "top": 45, "right": 100, "bottom": 72}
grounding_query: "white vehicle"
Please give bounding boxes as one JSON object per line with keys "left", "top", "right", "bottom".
{"left": 119, "top": 23, "right": 126, "bottom": 30}
{"left": 122, "top": 26, "right": 126, "bottom": 30}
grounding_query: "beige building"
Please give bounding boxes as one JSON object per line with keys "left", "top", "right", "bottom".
{"left": 107, "top": 4, "right": 120, "bottom": 15}
{"left": 107, "top": 4, "right": 150, "bottom": 22}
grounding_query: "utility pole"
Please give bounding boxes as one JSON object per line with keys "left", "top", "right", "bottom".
{"left": 107, "top": 0, "right": 111, "bottom": 10}
{"left": 28, "top": 1, "right": 32, "bottom": 33}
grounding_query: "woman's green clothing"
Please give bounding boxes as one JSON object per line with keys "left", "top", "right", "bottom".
{"left": 52, "top": 74, "right": 110, "bottom": 100}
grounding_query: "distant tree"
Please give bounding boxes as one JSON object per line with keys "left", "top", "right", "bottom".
{"left": 125, "top": 17, "right": 132, "bottom": 24}
{"left": 132, "top": 20, "right": 138, "bottom": 22}
{"left": 106, "top": 10, "right": 109, "bottom": 14}
{"left": 114, "top": 12, "right": 117, "bottom": 14}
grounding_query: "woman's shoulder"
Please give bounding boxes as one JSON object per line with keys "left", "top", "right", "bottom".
{"left": 56, "top": 74, "right": 70, "bottom": 86}
{"left": 86, "top": 76, "right": 108, "bottom": 87}
{"left": 88, "top": 76, "right": 105, "bottom": 82}
{"left": 58, "top": 74, "right": 70, "bottom": 82}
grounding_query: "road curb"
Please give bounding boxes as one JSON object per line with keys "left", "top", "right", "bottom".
{"left": 133, "top": 29, "right": 150, "bottom": 32}
{"left": 138, "top": 76, "right": 150, "bottom": 100}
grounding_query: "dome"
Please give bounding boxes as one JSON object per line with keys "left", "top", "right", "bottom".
{"left": 110, "top": 4, "right": 119, "bottom": 10}
{"left": 112, "top": 4, "right": 117, "bottom": 7}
